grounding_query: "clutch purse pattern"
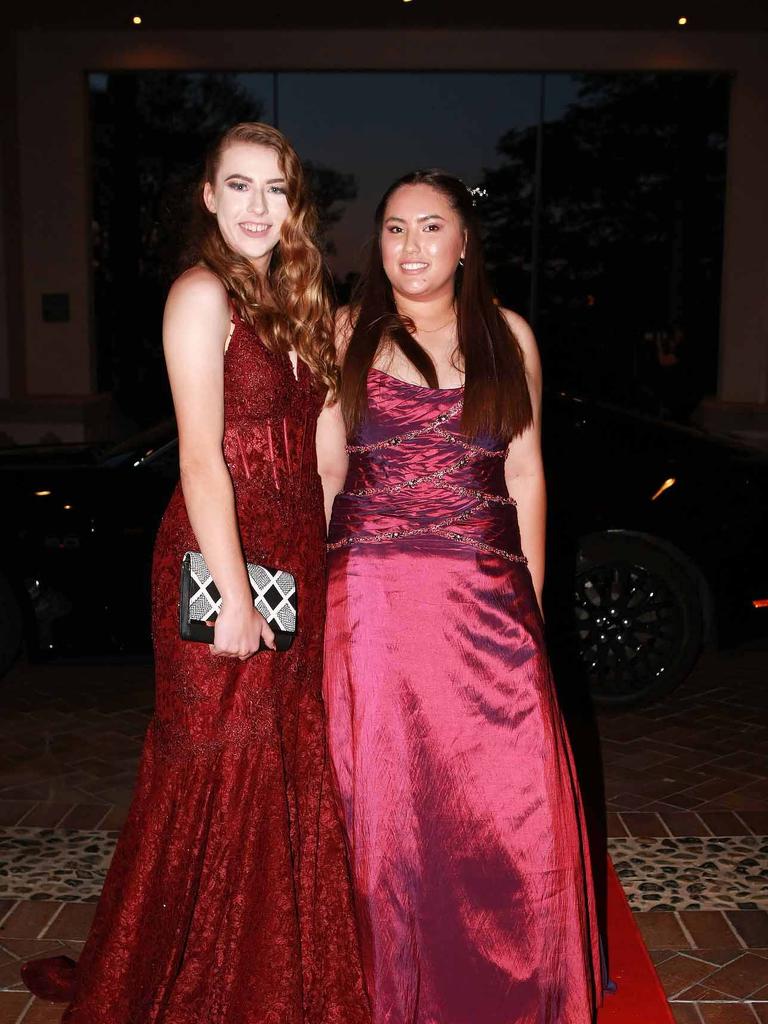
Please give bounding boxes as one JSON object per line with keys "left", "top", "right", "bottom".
{"left": 179, "top": 550, "right": 297, "bottom": 651}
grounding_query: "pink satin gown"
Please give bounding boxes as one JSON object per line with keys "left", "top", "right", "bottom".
{"left": 323, "top": 369, "right": 602, "bottom": 1024}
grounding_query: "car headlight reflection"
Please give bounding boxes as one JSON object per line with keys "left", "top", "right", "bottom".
{"left": 651, "top": 477, "right": 676, "bottom": 501}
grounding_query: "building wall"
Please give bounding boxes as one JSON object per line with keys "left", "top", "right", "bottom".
{"left": 0, "top": 140, "right": 9, "bottom": 405}
{"left": 2, "top": 28, "right": 767, "bottom": 441}
{"left": 0, "top": 29, "right": 22, "bottom": 411}
{"left": 719, "top": 60, "right": 768, "bottom": 405}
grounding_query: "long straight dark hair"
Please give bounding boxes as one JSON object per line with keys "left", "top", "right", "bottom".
{"left": 340, "top": 169, "right": 533, "bottom": 441}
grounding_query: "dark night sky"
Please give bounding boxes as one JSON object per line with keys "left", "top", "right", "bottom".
{"left": 240, "top": 71, "right": 579, "bottom": 276}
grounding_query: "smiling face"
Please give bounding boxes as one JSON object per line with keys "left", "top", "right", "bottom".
{"left": 203, "top": 141, "right": 289, "bottom": 275}
{"left": 380, "top": 183, "right": 466, "bottom": 303}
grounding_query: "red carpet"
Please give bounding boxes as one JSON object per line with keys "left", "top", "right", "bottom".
{"left": 598, "top": 860, "right": 675, "bottom": 1023}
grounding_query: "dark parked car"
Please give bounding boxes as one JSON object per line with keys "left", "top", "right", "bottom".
{"left": 0, "top": 397, "right": 766, "bottom": 705}
{"left": 0, "top": 421, "right": 178, "bottom": 674}
{"left": 543, "top": 394, "right": 768, "bottom": 704}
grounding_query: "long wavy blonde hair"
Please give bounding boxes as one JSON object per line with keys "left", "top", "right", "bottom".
{"left": 190, "top": 123, "right": 337, "bottom": 395}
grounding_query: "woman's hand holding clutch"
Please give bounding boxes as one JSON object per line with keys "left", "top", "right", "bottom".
{"left": 208, "top": 602, "right": 276, "bottom": 659}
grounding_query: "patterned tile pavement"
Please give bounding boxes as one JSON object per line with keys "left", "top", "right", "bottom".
{"left": 0, "top": 645, "right": 766, "bottom": 1022}
{"left": 610, "top": 835, "right": 767, "bottom": 912}
{"left": 596, "top": 644, "right": 768, "bottom": 1024}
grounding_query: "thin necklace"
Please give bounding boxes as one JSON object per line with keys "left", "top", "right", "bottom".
{"left": 412, "top": 315, "right": 457, "bottom": 334}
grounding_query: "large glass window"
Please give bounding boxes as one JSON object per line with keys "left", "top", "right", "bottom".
{"left": 533, "top": 73, "right": 729, "bottom": 412}
{"left": 88, "top": 70, "right": 729, "bottom": 428}
{"left": 277, "top": 73, "right": 540, "bottom": 306}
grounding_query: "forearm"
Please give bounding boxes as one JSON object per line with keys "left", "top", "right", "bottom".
{"left": 507, "top": 471, "right": 547, "bottom": 609}
{"left": 315, "top": 398, "right": 350, "bottom": 533}
{"left": 180, "top": 457, "right": 251, "bottom": 606}
{"left": 321, "top": 472, "right": 347, "bottom": 532}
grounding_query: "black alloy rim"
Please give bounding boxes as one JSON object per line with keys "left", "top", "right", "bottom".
{"left": 573, "top": 561, "right": 685, "bottom": 698}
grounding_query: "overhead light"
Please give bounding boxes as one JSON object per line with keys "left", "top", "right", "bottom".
{"left": 34, "top": 490, "right": 52, "bottom": 497}
{"left": 650, "top": 477, "right": 676, "bottom": 501}
{"left": 132, "top": 15, "right": 142, "bottom": 25}
{"left": 677, "top": 16, "right": 687, "bottom": 25}
{"left": 63, "top": 504, "right": 72, "bottom": 510}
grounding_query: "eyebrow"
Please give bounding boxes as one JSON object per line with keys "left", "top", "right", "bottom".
{"left": 384, "top": 214, "right": 446, "bottom": 223}
{"left": 224, "top": 174, "right": 287, "bottom": 184}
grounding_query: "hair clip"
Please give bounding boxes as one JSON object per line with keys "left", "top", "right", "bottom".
{"left": 467, "top": 185, "right": 488, "bottom": 207}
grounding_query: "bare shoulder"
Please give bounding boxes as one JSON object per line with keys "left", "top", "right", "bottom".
{"left": 166, "top": 265, "right": 230, "bottom": 316}
{"left": 500, "top": 307, "right": 540, "bottom": 373}
{"left": 163, "top": 267, "right": 231, "bottom": 363}
{"left": 334, "top": 305, "right": 356, "bottom": 357}
{"left": 500, "top": 307, "right": 536, "bottom": 349}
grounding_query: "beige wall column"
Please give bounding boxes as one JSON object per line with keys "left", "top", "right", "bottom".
{"left": 0, "top": 35, "right": 112, "bottom": 442}
{"left": 718, "top": 64, "right": 768, "bottom": 405}
{"left": 0, "top": 147, "right": 10, "bottom": 403}
{"left": 0, "top": 29, "right": 23, "bottom": 410}
{"left": 17, "top": 40, "right": 92, "bottom": 397}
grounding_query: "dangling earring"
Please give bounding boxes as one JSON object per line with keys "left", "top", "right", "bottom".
{"left": 458, "top": 256, "right": 465, "bottom": 268}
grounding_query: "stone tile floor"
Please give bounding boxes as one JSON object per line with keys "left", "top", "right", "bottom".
{"left": 597, "top": 644, "right": 768, "bottom": 1024}
{"left": 0, "top": 646, "right": 765, "bottom": 1023}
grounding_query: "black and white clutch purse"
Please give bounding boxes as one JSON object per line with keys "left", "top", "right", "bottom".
{"left": 179, "top": 550, "right": 297, "bottom": 651}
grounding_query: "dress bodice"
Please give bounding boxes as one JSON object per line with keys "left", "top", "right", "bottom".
{"left": 221, "top": 315, "right": 324, "bottom": 493}
{"left": 157, "top": 314, "right": 325, "bottom": 577}
{"left": 329, "top": 369, "right": 526, "bottom": 563}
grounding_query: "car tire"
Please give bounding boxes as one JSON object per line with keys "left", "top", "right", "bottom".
{"left": 0, "top": 573, "right": 23, "bottom": 680}
{"left": 571, "top": 532, "right": 705, "bottom": 707}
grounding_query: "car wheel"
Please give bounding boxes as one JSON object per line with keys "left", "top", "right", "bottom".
{"left": 572, "top": 533, "right": 705, "bottom": 707}
{"left": 0, "top": 573, "right": 23, "bottom": 679}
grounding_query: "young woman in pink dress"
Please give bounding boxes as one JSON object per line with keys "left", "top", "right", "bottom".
{"left": 22, "top": 123, "right": 369, "bottom": 1024}
{"left": 317, "top": 170, "right": 602, "bottom": 1023}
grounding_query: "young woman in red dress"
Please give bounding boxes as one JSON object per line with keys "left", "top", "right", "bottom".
{"left": 22, "top": 123, "right": 369, "bottom": 1024}
{"left": 317, "top": 170, "right": 602, "bottom": 1023}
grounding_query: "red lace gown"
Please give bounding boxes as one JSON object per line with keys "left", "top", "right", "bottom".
{"left": 22, "top": 316, "right": 370, "bottom": 1024}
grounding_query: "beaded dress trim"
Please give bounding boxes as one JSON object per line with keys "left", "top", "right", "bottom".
{"left": 330, "top": 392, "right": 527, "bottom": 565}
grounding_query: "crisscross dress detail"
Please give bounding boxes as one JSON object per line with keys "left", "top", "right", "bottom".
{"left": 323, "top": 368, "right": 601, "bottom": 1024}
